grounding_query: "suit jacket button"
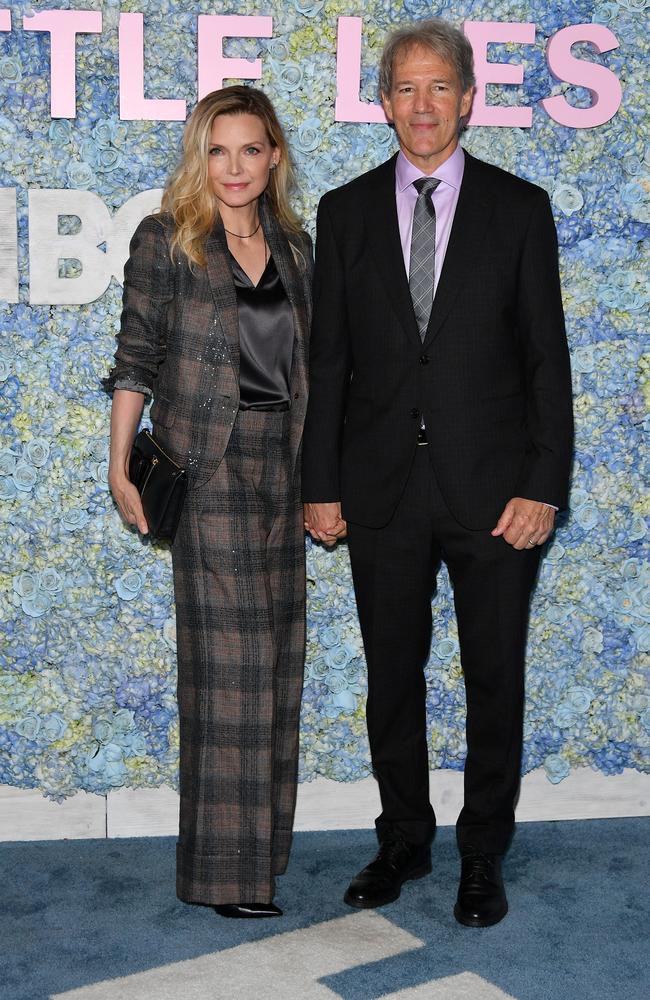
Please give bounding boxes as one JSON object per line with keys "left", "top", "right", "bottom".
{"left": 294, "top": 392, "right": 300, "bottom": 399}
{"left": 419, "top": 354, "right": 429, "bottom": 365}
{"left": 410, "top": 407, "right": 420, "bottom": 419}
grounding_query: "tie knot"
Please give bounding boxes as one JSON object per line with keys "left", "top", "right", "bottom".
{"left": 413, "top": 177, "right": 440, "bottom": 197}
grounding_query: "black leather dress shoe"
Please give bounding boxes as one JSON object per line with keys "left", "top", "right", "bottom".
{"left": 344, "top": 839, "right": 432, "bottom": 909}
{"left": 213, "top": 902, "right": 283, "bottom": 919}
{"left": 454, "top": 849, "right": 508, "bottom": 927}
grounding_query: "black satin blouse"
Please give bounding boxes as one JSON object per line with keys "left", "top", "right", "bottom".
{"left": 229, "top": 251, "right": 294, "bottom": 411}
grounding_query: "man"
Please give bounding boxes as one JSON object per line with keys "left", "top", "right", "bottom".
{"left": 302, "top": 19, "right": 573, "bottom": 927}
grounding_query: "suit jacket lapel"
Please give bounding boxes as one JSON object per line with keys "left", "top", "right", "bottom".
{"left": 364, "top": 151, "right": 494, "bottom": 349}
{"left": 260, "top": 196, "right": 310, "bottom": 369}
{"left": 205, "top": 221, "right": 240, "bottom": 373}
{"left": 364, "top": 156, "right": 422, "bottom": 347}
{"left": 261, "top": 197, "right": 306, "bottom": 313}
{"left": 423, "top": 152, "right": 494, "bottom": 347}
{"left": 259, "top": 197, "right": 311, "bottom": 466}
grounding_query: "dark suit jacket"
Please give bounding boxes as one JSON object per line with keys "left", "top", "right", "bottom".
{"left": 105, "top": 196, "right": 313, "bottom": 487}
{"left": 302, "top": 150, "right": 573, "bottom": 530}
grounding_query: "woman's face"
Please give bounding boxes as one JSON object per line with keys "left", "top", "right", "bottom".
{"left": 207, "top": 112, "right": 279, "bottom": 211}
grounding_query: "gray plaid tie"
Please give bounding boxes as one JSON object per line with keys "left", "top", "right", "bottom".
{"left": 409, "top": 177, "right": 440, "bottom": 340}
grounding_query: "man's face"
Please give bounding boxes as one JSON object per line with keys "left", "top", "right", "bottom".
{"left": 381, "top": 44, "right": 473, "bottom": 173}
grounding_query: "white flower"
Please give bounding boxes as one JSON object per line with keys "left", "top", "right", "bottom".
{"left": 12, "top": 462, "right": 38, "bottom": 492}
{"left": 553, "top": 183, "right": 584, "bottom": 216}
{"left": 23, "top": 438, "right": 50, "bottom": 467}
{"left": 583, "top": 627, "right": 604, "bottom": 654}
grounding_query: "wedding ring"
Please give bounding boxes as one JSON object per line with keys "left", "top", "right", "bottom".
{"left": 527, "top": 539, "right": 535, "bottom": 547}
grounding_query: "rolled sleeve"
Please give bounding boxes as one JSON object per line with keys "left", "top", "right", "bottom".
{"left": 102, "top": 215, "right": 174, "bottom": 397}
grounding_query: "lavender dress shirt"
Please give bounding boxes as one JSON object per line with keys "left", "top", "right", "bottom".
{"left": 395, "top": 144, "right": 465, "bottom": 293}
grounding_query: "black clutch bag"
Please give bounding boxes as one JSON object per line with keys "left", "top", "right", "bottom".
{"left": 129, "top": 429, "right": 187, "bottom": 544}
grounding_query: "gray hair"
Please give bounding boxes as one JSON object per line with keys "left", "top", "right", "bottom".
{"left": 379, "top": 18, "right": 476, "bottom": 96}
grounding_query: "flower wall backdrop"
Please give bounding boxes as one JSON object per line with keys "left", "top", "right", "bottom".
{"left": 0, "top": 0, "right": 648, "bottom": 800}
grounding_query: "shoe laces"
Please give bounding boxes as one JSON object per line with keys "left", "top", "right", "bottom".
{"left": 461, "top": 849, "right": 497, "bottom": 886}
{"left": 376, "top": 838, "right": 410, "bottom": 869}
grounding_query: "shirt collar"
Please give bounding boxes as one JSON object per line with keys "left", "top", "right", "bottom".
{"left": 395, "top": 144, "right": 465, "bottom": 193}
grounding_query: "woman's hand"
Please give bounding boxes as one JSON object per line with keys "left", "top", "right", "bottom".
{"left": 304, "top": 501, "right": 347, "bottom": 546}
{"left": 108, "top": 388, "right": 148, "bottom": 534}
{"left": 108, "top": 471, "right": 149, "bottom": 535}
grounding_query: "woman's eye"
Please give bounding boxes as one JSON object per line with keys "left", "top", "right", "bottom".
{"left": 208, "top": 146, "right": 222, "bottom": 156}
{"left": 246, "top": 147, "right": 261, "bottom": 155}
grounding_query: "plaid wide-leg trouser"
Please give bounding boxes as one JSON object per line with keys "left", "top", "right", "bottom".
{"left": 171, "top": 409, "right": 305, "bottom": 905}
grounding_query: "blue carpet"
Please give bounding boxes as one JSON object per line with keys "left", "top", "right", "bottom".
{"left": 0, "top": 819, "right": 647, "bottom": 1000}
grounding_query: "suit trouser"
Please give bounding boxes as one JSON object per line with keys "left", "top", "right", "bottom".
{"left": 346, "top": 444, "right": 541, "bottom": 855}
{"left": 171, "top": 409, "right": 305, "bottom": 905}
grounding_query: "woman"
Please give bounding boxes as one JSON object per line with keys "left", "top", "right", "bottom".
{"left": 104, "top": 87, "right": 312, "bottom": 919}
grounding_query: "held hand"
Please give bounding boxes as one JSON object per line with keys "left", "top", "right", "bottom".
{"left": 108, "top": 471, "right": 149, "bottom": 535}
{"left": 492, "top": 497, "right": 555, "bottom": 551}
{"left": 304, "top": 502, "right": 347, "bottom": 547}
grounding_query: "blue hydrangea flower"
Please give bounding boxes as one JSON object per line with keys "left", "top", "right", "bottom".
{"left": 0, "top": 0, "right": 647, "bottom": 799}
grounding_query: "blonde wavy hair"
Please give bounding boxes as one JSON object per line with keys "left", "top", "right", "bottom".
{"left": 160, "top": 86, "right": 302, "bottom": 268}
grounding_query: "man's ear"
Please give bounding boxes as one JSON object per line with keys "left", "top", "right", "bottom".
{"left": 380, "top": 91, "right": 394, "bottom": 123}
{"left": 460, "top": 86, "right": 474, "bottom": 123}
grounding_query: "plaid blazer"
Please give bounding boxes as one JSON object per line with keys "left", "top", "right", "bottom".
{"left": 105, "top": 198, "right": 313, "bottom": 488}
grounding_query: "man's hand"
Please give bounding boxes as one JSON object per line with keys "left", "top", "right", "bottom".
{"left": 304, "top": 502, "right": 347, "bottom": 546}
{"left": 492, "top": 498, "right": 555, "bottom": 551}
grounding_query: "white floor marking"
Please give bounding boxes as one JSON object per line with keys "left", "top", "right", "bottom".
{"left": 51, "top": 911, "right": 422, "bottom": 1000}
{"left": 51, "top": 911, "right": 516, "bottom": 1000}
{"left": 383, "top": 974, "right": 516, "bottom": 999}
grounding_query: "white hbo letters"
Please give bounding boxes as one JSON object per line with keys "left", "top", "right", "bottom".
{"left": 0, "top": 188, "right": 18, "bottom": 303}
{"left": 21, "top": 188, "right": 163, "bottom": 305}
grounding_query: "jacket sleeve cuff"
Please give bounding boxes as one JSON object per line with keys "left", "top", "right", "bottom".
{"left": 101, "top": 371, "right": 152, "bottom": 399}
